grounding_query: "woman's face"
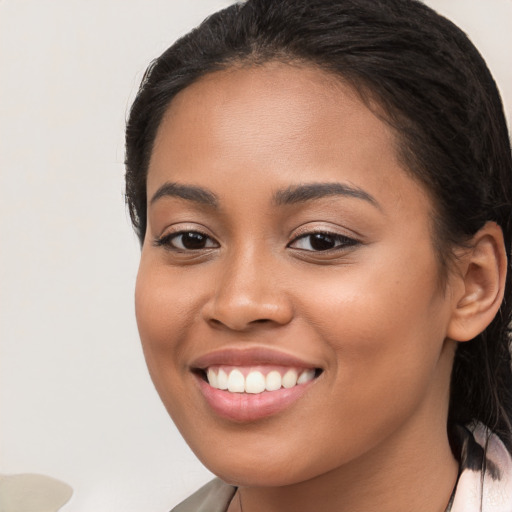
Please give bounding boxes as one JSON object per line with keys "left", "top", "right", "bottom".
{"left": 136, "top": 63, "right": 459, "bottom": 486}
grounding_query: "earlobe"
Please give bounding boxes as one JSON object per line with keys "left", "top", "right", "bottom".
{"left": 447, "top": 222, "right": 507, "bottom": 342}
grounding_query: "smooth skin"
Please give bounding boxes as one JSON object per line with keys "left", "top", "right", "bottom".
{"left": 135, "top": 62, "right": 506, "bottom": 512}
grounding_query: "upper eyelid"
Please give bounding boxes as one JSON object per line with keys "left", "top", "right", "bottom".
{"left": 289, "top": 224, "right": 360, "bottom": 242}
{"left": 292, "top": 231, "right": 354, "bottom": 240}
{"left": 153, "top": 229, "right": 220, "bottom": 254}
{"left": 153, "top": 228, "right": 220, "bottom": 249}
{"left": 288, "top": 231, "right": 358, "bottom": 246}
{"left": 156, "top": 222, "right": 218, "bottom": 239}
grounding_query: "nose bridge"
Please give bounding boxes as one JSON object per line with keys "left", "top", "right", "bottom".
{"left": 204, "top": 242, "right": 292, "bottom": 330}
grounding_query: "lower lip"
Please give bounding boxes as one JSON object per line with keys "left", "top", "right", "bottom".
{"left": 195, "top": 374, "right": 316, "bottom": 422}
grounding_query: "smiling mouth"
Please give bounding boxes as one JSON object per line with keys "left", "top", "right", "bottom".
{"left": 196, "top": 366, "right": 323, "bottom": 394}
{"left": 190, "top": 348, "right": 324, "bottom": 420}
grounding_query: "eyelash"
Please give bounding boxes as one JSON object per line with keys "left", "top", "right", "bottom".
{"left": 154, "top": 230, "right": 358, "bottom": 253}
{"left": 153, "top": 230, "right": 218, "bottom": 251}
{"left": 288, "top": 231, "right": 359, "bottom": 252}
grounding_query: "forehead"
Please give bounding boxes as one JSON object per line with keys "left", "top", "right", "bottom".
{"left": 148, "top": 62, "right": 425, "bottom": 210}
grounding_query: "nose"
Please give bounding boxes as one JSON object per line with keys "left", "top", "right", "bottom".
{"left": 202, "top": 250, "right": 294, "bottom": 331}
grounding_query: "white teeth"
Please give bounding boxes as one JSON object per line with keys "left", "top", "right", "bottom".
{"left": 217, "top": 369, "right": 228, "bottom": 390}
{"left": 265, "top": 370, "right": 282, "bottom": 391}
{"left": 227, "top": 369, "right": 245, "bottom": 393}
{"left": 297, "top": 368, "right": 316, "bottom": 384}
{"left": 282, "top": 369, "right": 298, "bottom": 388}
{"left": 207, "top": 368, "right": 218, "bottom": 388}
{"left": 206, "top": 367, "right": 317, "bottom": 393}
{"left": 245, "top": 371, "right": 266, "bottom": 394}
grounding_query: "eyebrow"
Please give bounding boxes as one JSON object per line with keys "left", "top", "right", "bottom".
{"left": 149, "top": 181, "right": 379, "bottom": 210}
{"left": 150, "top": 182, "right": 219, "bottom": 208}
{"left": 273, "top": 182, "right": 380, "bottom": 209}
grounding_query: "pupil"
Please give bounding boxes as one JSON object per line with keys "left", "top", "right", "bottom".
{"left": 182, "top": 232, "right": 206, "bottom": 249}
{"left": 310, "top": 233, "right": 335, "bottom": 251}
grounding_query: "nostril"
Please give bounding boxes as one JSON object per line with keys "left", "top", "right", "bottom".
{"left": 207, "top": 317, "right": 275, "bottom": 330}
{"left": 201, "top": 274, "right": 294, "bottom": 329}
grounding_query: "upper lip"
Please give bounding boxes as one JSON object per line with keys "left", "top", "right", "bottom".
{"left": 190, "top": 346, "right": 321, "bottom": 370}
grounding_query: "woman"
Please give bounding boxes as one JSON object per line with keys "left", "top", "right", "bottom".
{"left": 125, "top": 0, "right": 512, "bottom": 510}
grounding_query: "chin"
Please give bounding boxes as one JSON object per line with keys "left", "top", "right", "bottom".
{"left": 207, "top": 462, "right": 310, "bottom": 488}
{"left": 191, "top": 438, "right": 342, "bottom": 488}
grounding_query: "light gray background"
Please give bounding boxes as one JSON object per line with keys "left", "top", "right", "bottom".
{"left": 0, "top": 1, "right": 510, "bottom": 510}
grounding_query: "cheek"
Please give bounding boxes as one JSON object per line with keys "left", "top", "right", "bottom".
{"left": 257, "top": 266, "right": 451, "bottom": 476}
{"left": 134, "top": 260, "right": 193, "bottom": 385}
{"left": 294, "top": 254, "right": 449, "bottom": 400}
{"left": 134, "top": 262, "right": 205, "bottom": 427}
{"left": 135, "top": 259, "right": 201, "bottom": 346}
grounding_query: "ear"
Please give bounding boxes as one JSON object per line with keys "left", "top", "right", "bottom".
{"left": 447, "top": 221, "right": 507, "bottom": 342}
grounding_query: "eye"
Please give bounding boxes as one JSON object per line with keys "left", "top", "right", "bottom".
{"left": 155, "top": 230, "right": 219, "bottom": 251}
{"left": 289, "top": 232, "right": 358, "bottom": 252}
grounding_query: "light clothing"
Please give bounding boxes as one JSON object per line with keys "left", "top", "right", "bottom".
{"left": 171, "top": 478, "right": 236, "bottom": 512}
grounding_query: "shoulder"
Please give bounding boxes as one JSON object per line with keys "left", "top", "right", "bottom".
{"left": 451, "top": 423, "right": 512, "bottom": 512}
{"left": 170, "top": 478, "right": 237, "bottom": 512}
